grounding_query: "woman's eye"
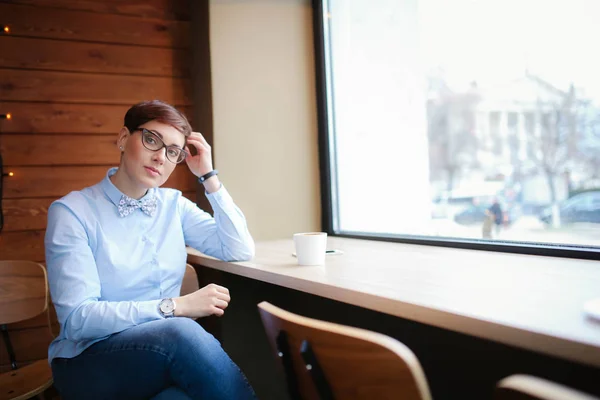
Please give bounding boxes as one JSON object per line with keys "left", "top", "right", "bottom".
{"left": 167, "top": 148, "right": 180, "bottom": 157}
{"left": 145, "top": 136, "right": 156, "bottom": 144}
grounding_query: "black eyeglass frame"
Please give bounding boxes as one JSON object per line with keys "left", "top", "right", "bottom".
{"left": 133, "top": 128, "right": 188, "bottom": 164}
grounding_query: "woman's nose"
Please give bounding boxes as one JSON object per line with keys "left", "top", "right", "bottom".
{"left": 153, "top": 147, "right": 167, "bottom": 163}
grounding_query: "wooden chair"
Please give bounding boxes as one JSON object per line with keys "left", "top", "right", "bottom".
{"left": 0, "top": 261, "right": 53, "bottom": 400}
{"left": 494, "top": 375, "right": 600, "bottom": 400}
{"left": 180, "top": 264, "right": 200, "bottom": 297}
{"left": 257, "top": 301, "right": 432, "bottom": 400}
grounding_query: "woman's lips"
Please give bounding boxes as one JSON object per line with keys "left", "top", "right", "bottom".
{"left": 144, "top": 166, "right": 160, "bottom": 177}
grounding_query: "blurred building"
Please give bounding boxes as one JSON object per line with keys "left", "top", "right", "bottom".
{"left": 427, "top": 71, "right": 600, "bottom": 209}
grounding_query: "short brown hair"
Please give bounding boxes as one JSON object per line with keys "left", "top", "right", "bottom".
{"left": 124, "top": 100, "right": 192, "bottom": 137}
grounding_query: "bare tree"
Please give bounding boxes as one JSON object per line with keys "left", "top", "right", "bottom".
{"left": 526, "top": 84, "right": 582, "bottom": 225}
{"left": 578, "top": 101, "right": 600, "bottom": 180}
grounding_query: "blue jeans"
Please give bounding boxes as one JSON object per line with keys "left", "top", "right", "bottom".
{"left": 51, "top": 318, "right": 256, "bottom": 400}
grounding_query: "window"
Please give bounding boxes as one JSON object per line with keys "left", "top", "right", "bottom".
{"left": 315, "top": 0, "right": 600, "bottom": 257}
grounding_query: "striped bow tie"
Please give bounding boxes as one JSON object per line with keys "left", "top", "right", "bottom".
{"left": 118, "top": 195, "right": 157, "bottom": 217}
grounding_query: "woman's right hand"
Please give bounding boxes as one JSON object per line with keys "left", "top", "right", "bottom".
{"left": 174, "top": 283, "right": 231, "bottom": 318}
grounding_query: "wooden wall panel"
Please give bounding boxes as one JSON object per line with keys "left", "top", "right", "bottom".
{"left": 3, "top": 166, "right": 197, "bottom": 198}
{"left": 1, "top": 134, "right": 118, "bottom": 166}
{"left": 0, "top": 103, "right": 192, "bottom": 134}
{"left": 0, "top": 0, "right": 199, "bottom": 375}
{"left": 2, "top": 191, "right": 196, "bottom": 232}
{"left": 1, "top": 70, "right": 192, "bottom": 105}
{"left": 0, "top": 230, "right": 45, "bottom": 261}
{"left": 2, "top": 198, "right": 53, "bottom": 232}
{"left": 0, "top": 36, "right": 190, "bottom": 77}
{"left": 0, "top": 3, "right": 190, "bottom": 47}
{"left": 0, "top": 0, "right": 191, "bottom": 21}
{"left": 0, "top": 103, "right": 129, "bottom": 134}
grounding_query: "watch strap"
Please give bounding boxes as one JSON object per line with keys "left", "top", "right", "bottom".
{"left": 199, "top": 169, "right": 219, "bottom": 184}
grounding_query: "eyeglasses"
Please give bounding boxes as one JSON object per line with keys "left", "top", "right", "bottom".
{"left": 134, "top": 128, "right": 187, "bottom": 164}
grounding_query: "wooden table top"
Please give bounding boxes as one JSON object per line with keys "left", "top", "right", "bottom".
{"left": 187, "top": 237, "right": 600, "bottom": 368}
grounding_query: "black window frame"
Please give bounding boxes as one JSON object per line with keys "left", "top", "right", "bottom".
{"left": 311, "top": 0, "right": 600, "bottom": 261}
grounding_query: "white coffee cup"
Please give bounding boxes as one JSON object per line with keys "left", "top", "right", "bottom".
{"left": 293, "top": 232, "right": 328, "bottom": 266}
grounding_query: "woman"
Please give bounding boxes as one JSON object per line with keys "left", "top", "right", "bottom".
{"left": 45, "top": 100, "right": 256, "bottom": 399}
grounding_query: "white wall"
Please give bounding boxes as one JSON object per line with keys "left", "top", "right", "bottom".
{"left": 210, "top": 0, "right": 321, "bottom": 240}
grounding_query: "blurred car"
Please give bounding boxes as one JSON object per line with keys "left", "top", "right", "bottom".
{"left": 431, "top": 197, "right": 476, "bottom": 219}
{"left": 431, "top": 182, "right": 509, "bottom": 220}
{"left": 454, "top": 202, "right": 521, "bottom": 226}
{"left": 539, "top": 191, "right": 600, "bottom": 224}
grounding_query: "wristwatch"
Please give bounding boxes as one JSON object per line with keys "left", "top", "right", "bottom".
{"left": 158, "top": 298, "right": 176, "bottom": 318}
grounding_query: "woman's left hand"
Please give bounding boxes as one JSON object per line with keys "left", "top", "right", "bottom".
{"left": 184, "top": 132, "right": 214, "bottom": 178}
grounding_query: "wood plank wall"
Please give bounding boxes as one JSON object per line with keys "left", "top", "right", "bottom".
{"left": 0, "top": 0, "right": 196, "bottom": 373}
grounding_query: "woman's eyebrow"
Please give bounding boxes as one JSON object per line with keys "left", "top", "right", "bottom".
{"left": 148, "top": 129, "right": 185, "bottom": 149}
{"left": 147, "top": 129, "right": 164, "bottom": 139}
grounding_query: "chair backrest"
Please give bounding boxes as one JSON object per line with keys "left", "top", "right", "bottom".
{"left": 0, "top": 261, "right": 48, "bottom": 325}
{"left": 257, "top": 301, "right": 432, "bottom": 400}
{"left": 180, "top": 264, "right": 200, "bottom": 296}
{"left": 495, "top": 375, "right": 600, "bottom": 400}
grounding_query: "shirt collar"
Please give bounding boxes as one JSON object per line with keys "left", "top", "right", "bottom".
{"left": 100, "top": 167, "right": 156, "bottom": 207}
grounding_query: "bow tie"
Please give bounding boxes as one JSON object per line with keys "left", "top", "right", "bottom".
{"left": 118, "top": 195, "right": 157, "bottom": 217}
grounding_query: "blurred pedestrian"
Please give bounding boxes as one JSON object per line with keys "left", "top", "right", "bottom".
{"left": 485, "top": 197, "right": 504, "bottom": 238}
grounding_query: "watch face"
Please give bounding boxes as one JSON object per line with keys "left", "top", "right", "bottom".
{"left": 160, "top": 299, "right": 175, "bottom": 314}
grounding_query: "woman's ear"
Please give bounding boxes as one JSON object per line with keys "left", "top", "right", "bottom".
{"left": 116, "top": 127, "right": 130, "bottom": 151}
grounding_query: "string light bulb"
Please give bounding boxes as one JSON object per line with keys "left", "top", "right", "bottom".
{"left": 0, "top": 113, "right": 11, "bottom": 119}
{"left": 3, "top": 26, "right": 9, "bottom": 34}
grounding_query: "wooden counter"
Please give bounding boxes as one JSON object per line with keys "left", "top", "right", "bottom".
{"left": 187, "top": 237, "right": 600, "bottom": 368}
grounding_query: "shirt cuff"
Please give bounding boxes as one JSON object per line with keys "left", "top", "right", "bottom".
{"left": 138, "top": 299, "right": 163, "bottom": 320}
{"left": 205, "top": 184, "right": 235, "bottom": 210}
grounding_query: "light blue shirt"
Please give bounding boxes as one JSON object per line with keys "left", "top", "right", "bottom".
{"left": 45, "top": 168, "right": 254, "bottom": 362}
